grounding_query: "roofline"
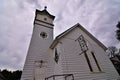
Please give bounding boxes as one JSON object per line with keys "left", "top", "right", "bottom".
{"left": 36, "top": 9, "right": 55, "bottom": 20}
{"left": 50, "top": 23, "right": 107, "bottom": 51}
{"left": 50, "top": 24, "right": 78, "bottom": 49}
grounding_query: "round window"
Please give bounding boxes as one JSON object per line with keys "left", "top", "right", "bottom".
{"left": 40, "top": 32, "right": 47, "bottom": 38}
{"left": 44, "top": 18, "right": 47, "bottom": 21}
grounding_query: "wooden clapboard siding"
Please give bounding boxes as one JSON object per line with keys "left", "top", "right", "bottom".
{"left": 21, "top": 8, "right": 55, "bottom": 80}
{"left": 52, "top": 27, "right": 119, "bottom": 80}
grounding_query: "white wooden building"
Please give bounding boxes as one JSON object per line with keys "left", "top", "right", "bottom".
{"left": 21, "top": 7, "right": 119, "bottom": 80}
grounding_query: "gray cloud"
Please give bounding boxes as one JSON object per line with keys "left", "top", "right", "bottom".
{"left": 0, "top": 0, "right": 120, "bottom": 70}
{"left": 87, "top": 0, "right": 120, "bottom": 47}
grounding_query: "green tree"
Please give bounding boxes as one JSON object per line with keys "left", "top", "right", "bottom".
{"left": 1, "top": 69, "right": 22, "bottom": 80}
{"left": 12, "top": 70, "right": 22, "bottom": 80}
{"left": 106, "top": 46, "right": 118, "bottom": 58}
{"left": 107, "top": 46, "right": 120, "bottom": 75}
{"left": 116, "top": 21, "right": 120, "bottom": 41}
{"left": 1, "top": 69, "right": 12, "bottom": 80}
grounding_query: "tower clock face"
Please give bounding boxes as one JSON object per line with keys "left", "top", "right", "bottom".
{"left": 40, "top": 32, "right": 47, "bottom": 38}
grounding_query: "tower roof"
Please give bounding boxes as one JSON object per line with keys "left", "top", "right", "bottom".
{"left": 36, "top": 7, "right": 55, "bottom": 20}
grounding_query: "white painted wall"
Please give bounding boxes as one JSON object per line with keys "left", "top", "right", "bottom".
{"left": 21, "top": 9, "right": 119, "bottom": 80}
{"left": 36, "top": 14, "right": 54, "bottom": 24}
{"left": 54, "top": 43, "right": 63, "bottom": 75}
{"left": 53, "top": 27, "right": 119, "bottom": 80}
{"left": 21, "top": 10, "right": 54, "bottom": 80}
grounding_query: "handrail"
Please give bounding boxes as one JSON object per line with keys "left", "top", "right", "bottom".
{"left": 45, "top": 74, "right": 74, "bottom": 80}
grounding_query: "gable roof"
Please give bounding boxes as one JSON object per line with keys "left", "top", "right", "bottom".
{"left": 50, "top": 23, "right": 107, "bottom": 51}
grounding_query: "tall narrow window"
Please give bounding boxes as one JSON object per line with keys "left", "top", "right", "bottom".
{"left": 54, "top": 48, "right": 59, "bottom": 63}
{"left": 91, "top": 52, "right": 101, "bottom": 72}
{"left": 84, "top": 52, "right": 93, "bottom": 72}
{"left": 77, "top": 35, "right": 88, "bottom": 52}
{"left": 77, "top": 35, "right": 93, "bottom": 72}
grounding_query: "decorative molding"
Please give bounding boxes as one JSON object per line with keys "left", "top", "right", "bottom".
{"left": 50, "top": 23, "right": 107, "bottom": 51}
{"left": 35, "top": 19, "right": 54, "bottom": 26}
{"left": 34, "top": 22, "right": 53, "bottom": 29}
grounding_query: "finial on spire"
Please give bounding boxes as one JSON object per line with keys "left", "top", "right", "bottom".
{"left": 44, "top": 6, "right": 47, "bottom": 10}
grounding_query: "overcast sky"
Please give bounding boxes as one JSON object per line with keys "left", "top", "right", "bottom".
{"left": 0, "top": 0, "right": 120, "bottom": 71}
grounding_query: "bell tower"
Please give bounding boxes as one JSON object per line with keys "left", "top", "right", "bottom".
{"left": 21, "top": 7, "right": 55, "bottom": 80}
